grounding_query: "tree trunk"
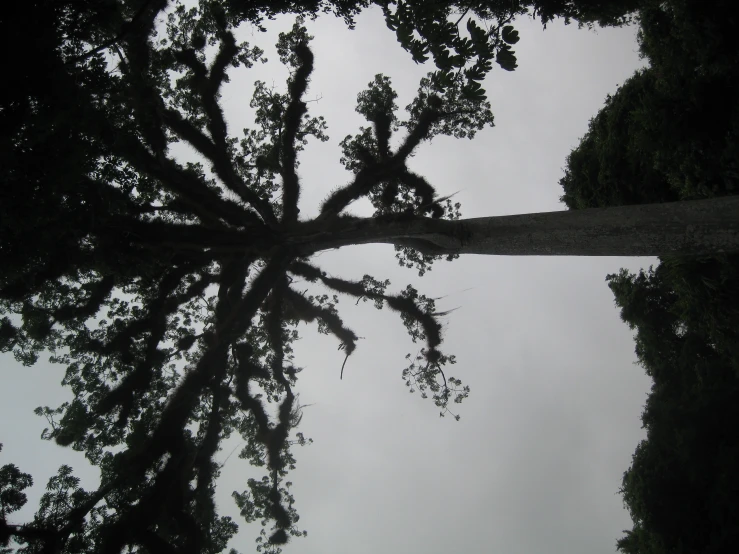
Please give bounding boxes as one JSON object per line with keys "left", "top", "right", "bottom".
{"left": 299, "top": 196, "right": 739, "bottom": 257}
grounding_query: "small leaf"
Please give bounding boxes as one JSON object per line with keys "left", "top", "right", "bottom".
{"left": 496, "top": 45, "right": 518, "bottom": 71}
{"left": 502, "top": 25, "right": 520, "bottom": 45}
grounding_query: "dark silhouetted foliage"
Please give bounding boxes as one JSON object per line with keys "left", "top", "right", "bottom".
{"left": 559, "top": 68, "right": 679, "bottom": 210}
{"left": 0, "top": 0, "right": 715, "bottom": 552}
{"left": 560, "top": 1, "right": 739, "bottom": 552}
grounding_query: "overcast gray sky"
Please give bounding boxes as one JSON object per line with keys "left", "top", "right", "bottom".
{"left": 0, "top": 6, "right": 654, "bottom": 554}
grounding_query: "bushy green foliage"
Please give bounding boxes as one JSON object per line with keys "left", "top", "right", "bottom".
{"left": 525, "top": 0, "right": 642, "bottom": 27}
{"left": 559, "top": 68, "right": 678, "bottom": 210}
{"left": 561, "top": 0, "right": 739, "bottom": 212}
{"left": 560, "top": 1, "right": 739, "bottom": 552}
{"left": 608, "top": 259, "right": 739, "bottom": 554}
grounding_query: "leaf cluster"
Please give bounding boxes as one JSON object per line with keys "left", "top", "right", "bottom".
{"left": 1, "top": 1, "right": 647, "bottom": 551}
{"left": 0, "top": 2, "right": 485, "bottom": 551}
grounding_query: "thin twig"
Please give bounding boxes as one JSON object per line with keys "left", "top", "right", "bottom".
{"left": 340, "top": 353, "right": 350, "bottom": 380}
{"left": 454, "top": 8, "right": 470, "bottom": 27}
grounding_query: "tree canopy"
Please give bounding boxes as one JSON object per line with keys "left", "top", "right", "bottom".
{"left": 0, "top": 0, "right": 584, "bottom": 551}
{"left": 1, "top": 0, "right": 734, "bottom": 553}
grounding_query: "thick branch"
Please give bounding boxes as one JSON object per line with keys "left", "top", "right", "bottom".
{"left": 108, "top": 131, "right": 254, "bottom": 227}
{"left": 284, "top": 287, "right": 358, "bottom": 356}
{"left": 55, "top": 480, "right": 119, "bottom": 545}
{"left": 266, "top": 277, "right": 290, "bottom": 387}
{"left": 318, "top": 161, "right": 404, "bottom": 219}
{"left": 281, "top": 42, "right": 314, "bottom": 223}
{"left": 118, "top": 0, "right": 170, "bottom": 157}
{"left": 318, "top": 104, "right": 442, "bottom": 219}
{"left": 289, "top": 262, "right": 441, "bottom": 361}
{"left": 398, "top": 171, "right": 441, "bottom": 217}
{"left": 172, "top": 42, "right": 279, "bottom": 227}
{"left": 161, "top": 109, "right": 266, "bottom": 225}
{"left": 193, "top": 382, "right": 226, "bottom": 525}
{"left": 297, "top": 197, "right": 739, "bottom": 257}
{"left": 2, "top": 521, "right": 59, "bottom": 551}
{"left": 395, "top": 103, "right": 442, "bottom": 160}
{"left": 107, "top": 216, "right": 275, "bottom": 254}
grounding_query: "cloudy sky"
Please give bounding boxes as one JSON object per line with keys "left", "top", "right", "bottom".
{"left": 0, "top": 5, "right": 655, "bottom": 554}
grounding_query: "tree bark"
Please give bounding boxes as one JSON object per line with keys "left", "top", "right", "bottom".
{"left": 298, "top": 196, "right": 739, "bottom": 257}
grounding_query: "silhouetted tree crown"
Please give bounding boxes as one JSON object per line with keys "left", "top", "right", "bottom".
{"left": 1, "top": 0, "right": 730, "bottom": 553}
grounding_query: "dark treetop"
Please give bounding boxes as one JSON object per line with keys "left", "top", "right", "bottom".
{"left": 0, "top": 1, "right": 676, "bottom": 553}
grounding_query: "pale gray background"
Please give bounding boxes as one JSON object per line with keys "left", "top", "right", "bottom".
{"left": 1, "top": 7, "right": 653, "bottom": 554}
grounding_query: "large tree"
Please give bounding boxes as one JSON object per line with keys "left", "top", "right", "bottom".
{"left": 1, "top": 0, "right": 737, "bottom": 553}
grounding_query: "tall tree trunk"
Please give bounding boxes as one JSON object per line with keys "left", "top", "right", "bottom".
{"left": 299, "top": 196, "right": 739, "bottom": 257}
